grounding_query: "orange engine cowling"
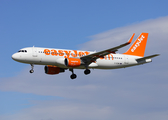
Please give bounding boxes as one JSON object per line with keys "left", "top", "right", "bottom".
{"left": 44, "top": 65, "right": 65, "bottom": 75}
{"left": 65, "top": 58, "right": 82, "bottom": 67}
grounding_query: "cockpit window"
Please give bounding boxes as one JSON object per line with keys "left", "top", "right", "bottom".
{"left": 18, "top": 50, "right": 27, "bottom": 53}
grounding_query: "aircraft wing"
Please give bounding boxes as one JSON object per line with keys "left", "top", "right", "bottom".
{"left": 80, "top": 33, "right": 135, "bottom": 64}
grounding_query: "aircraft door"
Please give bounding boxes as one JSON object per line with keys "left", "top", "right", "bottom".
{"left": 32, "top": 47, "right": 38, "bottom": 57}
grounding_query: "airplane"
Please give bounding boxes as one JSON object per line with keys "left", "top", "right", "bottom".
{"left": 12, "top": 33, "right": 159, "bottom": 79}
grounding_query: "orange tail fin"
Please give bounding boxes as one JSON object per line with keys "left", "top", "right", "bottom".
{"left": 123, "top": 33, "right": 148, "bottom": 57}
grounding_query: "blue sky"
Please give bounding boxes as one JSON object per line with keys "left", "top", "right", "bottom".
{"left": 0, "top": 0, "right": 168, "bottom": 120}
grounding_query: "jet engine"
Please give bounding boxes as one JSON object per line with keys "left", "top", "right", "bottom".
{"left": 44, "top": 65, "right": 65, "bottom": 75}
{"left": 65, "top": 58, "right": 83, "bottom": 67}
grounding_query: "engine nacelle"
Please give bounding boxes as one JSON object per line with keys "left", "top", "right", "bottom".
{"left": 65, "top": 58, "right": 82, "bottom": 67}
{"left": 44, "top": 65, "right": 65, "bottom": 75}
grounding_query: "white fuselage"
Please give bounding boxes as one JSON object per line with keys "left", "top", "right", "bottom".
{"left": 12, "top": 47, "right": 151, "bottom": 69}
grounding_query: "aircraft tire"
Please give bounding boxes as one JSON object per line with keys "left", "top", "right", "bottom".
{"left": 84, "top": 69, "right": 90, "bottom": 75}
{"left": 70, "top": 74, "right": 77, "bottom": 79}
{"left": 30, "top": 70, "right": 34, "bottom": 73}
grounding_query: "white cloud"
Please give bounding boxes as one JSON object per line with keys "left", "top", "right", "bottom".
{"left": 1, "top": 101, "right": 114, "bottom": 120}
{"left": 1, "top": 16, "right": 168, "bottom": 120}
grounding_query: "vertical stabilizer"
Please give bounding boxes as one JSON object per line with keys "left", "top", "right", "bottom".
{"left": 123, "top": 33, "right": 148, "bottom": 57}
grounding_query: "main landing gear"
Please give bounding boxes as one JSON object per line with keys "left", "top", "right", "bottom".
{"left": 69, "top": 68, "right": 91, "bottom": 79}
{"left": 84, "top": 69, "right": 91, "bottom": 75}
{"left": 69, "top": 69, "right": 77, "bottom": 79}
{"left": 29, "top": 64, "right": 34, "bottom": 73}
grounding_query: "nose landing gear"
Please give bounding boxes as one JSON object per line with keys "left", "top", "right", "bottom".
{"left": 29, "top": 64, "right": 34, "bottom": 73}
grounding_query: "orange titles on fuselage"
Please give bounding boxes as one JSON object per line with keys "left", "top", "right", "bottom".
{"left": 44, "top": 49, "right": 89, "bottom": 58}
{"left": 44, "top": 49, "right": 114, "bottom": 60}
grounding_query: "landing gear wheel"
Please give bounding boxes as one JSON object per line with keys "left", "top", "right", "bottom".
{"left": 70, "top": 74, "right": 77, "bottom": 79}
{"left": 29, "top": 69, "right": 34, "bottom": 73}
{"left": 84, "top": 69, "right": 91, "bottom": 75}
{"left": 29, "top": 64, "right": 34, "bottom": 73}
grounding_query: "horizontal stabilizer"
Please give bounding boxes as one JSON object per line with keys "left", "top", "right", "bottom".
{"left": 136, "top": 54, "right": 160, "bottom": 63}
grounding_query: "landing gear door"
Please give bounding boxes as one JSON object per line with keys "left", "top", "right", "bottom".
{"left": 32, "top": 46, "right": 38, "bottom": 57}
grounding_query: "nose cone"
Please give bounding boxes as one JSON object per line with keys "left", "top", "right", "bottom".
{"left": 12, "top": 53, "right": 19, "bottom": 61}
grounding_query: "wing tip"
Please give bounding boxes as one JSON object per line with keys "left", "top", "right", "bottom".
{"left": 155, "top": 54, "right": 160, "bottom": 57}
{"left": 128, "top": 33, "right": 135, "bottom": 44}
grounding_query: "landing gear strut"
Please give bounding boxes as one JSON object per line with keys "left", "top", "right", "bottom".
{"left": 29, "top": 64, "right": 34, "bottom": 73}
{"left": 69, "top": 69, "right": 77, "bottom": 79}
